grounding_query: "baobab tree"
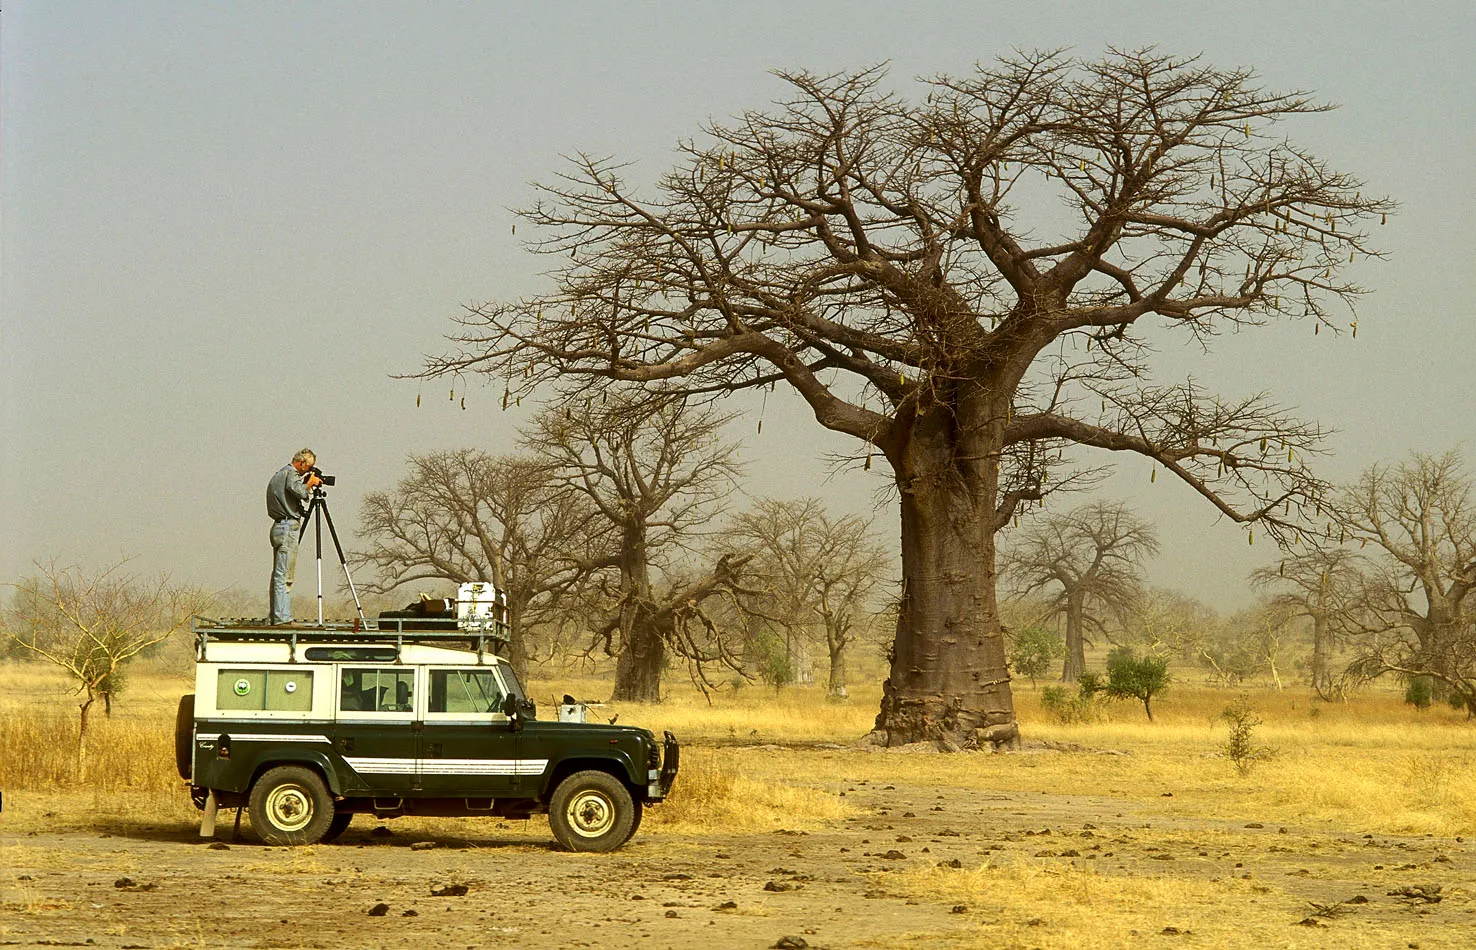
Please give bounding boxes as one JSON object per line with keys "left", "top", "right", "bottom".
{"left": 1002, "top": 501, "right": 1159, "bottom": 682}
{"left": 1331, "top": 451, "right": 1476, "bottom": 713}
{"left": 1250, "top": 546, "right": 1361, "bottom": 695}
{"left": 520, "top": 387, "right": 744, "bottom": 701}
{"left": 422, "top": 51, "right": 1387, "bottom": 746}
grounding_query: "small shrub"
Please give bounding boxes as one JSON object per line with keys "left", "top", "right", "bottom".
{"left": 1404, "top": 676, "right": 1433, "bottom": 710}
{"left": 1220, "top": 694, "right": 1275, "bottom": 777}
{"left": 1040, "top": 681, "right": 1104, "bottom": 724}
{"left": 1404, "top": 752, "right": 1452, "bottom": 803}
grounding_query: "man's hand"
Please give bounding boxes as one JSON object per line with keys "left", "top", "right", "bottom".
{"left": 305, "top": 473, "right": 322, "bottom": 489}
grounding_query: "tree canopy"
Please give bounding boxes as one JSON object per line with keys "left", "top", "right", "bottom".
{"left": 422, "top": 50, "right": 1387, "bottom": 746}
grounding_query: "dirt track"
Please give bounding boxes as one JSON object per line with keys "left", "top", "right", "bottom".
{"left": 3, "top": 764, "right": 1473, "bottom": 949}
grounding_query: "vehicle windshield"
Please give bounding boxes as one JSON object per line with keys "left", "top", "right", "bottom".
{"left": 499, "top": 663, "right": 528, "bottom": 703}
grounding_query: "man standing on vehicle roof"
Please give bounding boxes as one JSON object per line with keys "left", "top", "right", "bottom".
{"left": 266, "top": 448, "right": 321, "bottom": 624}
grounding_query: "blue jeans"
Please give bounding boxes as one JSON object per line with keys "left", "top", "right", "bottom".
{"left": 269, "top": 519, "right": 301, "bottom": 624}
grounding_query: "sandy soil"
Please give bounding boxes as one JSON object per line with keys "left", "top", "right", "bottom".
{"left": 2, "top": 756, "right": 1473, "bottom": 949}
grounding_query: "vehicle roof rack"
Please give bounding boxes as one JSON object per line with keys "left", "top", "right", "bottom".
{"left": 191, "top": 617, "right": 511, "bottom": 664}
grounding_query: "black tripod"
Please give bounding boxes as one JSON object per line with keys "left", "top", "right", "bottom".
{"left": 297, "top": 486, "right": 365, "bottom": 624}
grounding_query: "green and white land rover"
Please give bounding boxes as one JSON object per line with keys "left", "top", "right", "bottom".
{"left": 175, "top": 585, "right": 678, "bottom": 852}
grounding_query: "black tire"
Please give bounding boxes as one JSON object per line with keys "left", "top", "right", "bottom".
{"left": 320, "top": 811, "right": 353, "bottom": 843}
{"left": 248, "top": 766, "right": 334, "bottom": 846}
{"left": 174, "top": 695, "right": 195, "bottom": 780}
{"left": 548, "top": 770, "right": 638, "bottom": 853}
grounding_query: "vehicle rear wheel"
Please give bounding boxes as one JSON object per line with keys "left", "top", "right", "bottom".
{"left": 548, "top": 770, "right": 637, "bottom": 852}
{"left": 248, "top": 766, "right": 333, "bottom": 846}
{"left": 320, "top": 811, "right": 353, "bottom": 843}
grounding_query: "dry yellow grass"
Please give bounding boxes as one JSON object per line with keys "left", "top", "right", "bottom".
{"left": 5, "top": 659, "right": 1476, "bottom": 840}
{"left": 643, "top": 747, "right": 855, "bottom": 833}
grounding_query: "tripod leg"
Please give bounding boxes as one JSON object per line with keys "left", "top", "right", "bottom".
{"left": 319, "top": 500, "right": 367, "bottom": 622}
{"left": 315, "top": 504, "right": 325, "bottom": 625}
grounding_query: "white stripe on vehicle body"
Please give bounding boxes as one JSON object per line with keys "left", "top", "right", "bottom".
{"left": 197, "top": 719, "right": 334, "bottom": 726}
{"left": 196, "top": 733, "right": 331, "bottom": 743}
{"left": 343, "top": 757, "right": 549, "bottom": 776}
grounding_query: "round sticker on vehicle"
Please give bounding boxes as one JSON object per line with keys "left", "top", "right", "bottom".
{"left": 233, "top": 679, "right": 251, "bottom": 696}
{"left": 284, "top": 681, "right": 297, "bottom": 693}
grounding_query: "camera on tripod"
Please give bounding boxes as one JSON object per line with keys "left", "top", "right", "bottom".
{"left": 304, "top": 465, "right": 336, "bottom": 487}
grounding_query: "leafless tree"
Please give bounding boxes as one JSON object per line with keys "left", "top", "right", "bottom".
{"left": 1002, "top": 501, "right": 1159, "bottom": 682}
{"left": 3, "top": 560, "right": 204, "bottom": 753}
{"left": 725, "top": 497, "right": 890, "bottom": 698}
{"left": 1330, "top": 451, "right": 1476, "bottom": 713}
{"left": 1250, "top": 547, "right": 1362, "bottom": 695}
{"left": 421, "top": 51, "right": 1388, "bottom": 746}
{"left": 521, "top": 387, "right": 745, "bottom": 701}
{"left": 355, "top": 449, "right": 606, "bottom": 675}
{"left": 1132, "top": 587, "right": 1220, "bottom": 663}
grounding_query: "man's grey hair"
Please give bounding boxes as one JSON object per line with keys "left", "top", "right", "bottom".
{"left": 292, "top": 448, "right": 316, "bottom": 465}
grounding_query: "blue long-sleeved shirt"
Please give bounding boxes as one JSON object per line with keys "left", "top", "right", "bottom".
{"left": 266, "top": 464, "right": 310, "bottom": 521}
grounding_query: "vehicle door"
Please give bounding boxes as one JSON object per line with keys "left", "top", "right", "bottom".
{"left": 332, "top": 665, "right": 418, "bottom": 794}
{"left": 418, "top": 666, "right": 519, "bottom": 797}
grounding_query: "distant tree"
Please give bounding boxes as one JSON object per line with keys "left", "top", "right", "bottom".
{"left": 1330, "top": 451, "right": 1476, "bottom": 714}
{"left": 1002, "top": 502, "right": 1159, "bottom": 682}
{"left": 355, "top": 449, "right": 605, "bottom": 676}
{"left": 1133, "top": 587, "right": 1220, "bottom": 663}
{"left": 1104, "top": 646, "right": 1171, "bottom": 721}
{"left": 3, "top": 561, "right": 203, "bottom": 752}
{"left": 521, "top": 387, "right": 745, "bottom": 701}
{"left": 1250, "top": 547, "right": 1361, "bottom": 695}
{"left": 724, "top": 497, "right": 890, "bottom": 699}
{"left": 422, "top": 52, "right": 1387, "bottom": 746}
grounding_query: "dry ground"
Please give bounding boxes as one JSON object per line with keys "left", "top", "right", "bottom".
{"left": 3, "top": 663, "right": 1475, "bottom": 949}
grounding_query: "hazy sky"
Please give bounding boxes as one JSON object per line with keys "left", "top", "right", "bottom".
{"left": 3, "top": 1, "right": 1474, "bottom": 613}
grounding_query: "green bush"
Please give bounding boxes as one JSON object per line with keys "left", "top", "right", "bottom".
{"left": 1105, "top": 647, "right": 1170, "bottom": 721}
{"left": 1404, "top": 675, "right": 1433, "bottom": 710}
{"left": 1040, "top": 680, "right": 1104, "bottom": 724}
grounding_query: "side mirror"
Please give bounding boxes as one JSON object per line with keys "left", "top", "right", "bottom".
{"left": 501, "top": 694, "right": 523, "bottom": 731}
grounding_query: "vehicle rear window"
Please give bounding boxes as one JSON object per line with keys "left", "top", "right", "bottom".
{"left": 339, "top": 668, "right": 415, "bottom": 713}
{"left": 217, "top": 669, "right": 313, "bottom": 712}
{"left": 429, "top": 669, "right": 505, "bottom": 714}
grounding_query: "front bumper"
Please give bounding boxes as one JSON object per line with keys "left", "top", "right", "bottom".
{"left": 647, "top": 730, "right": 680, "bottom": 800}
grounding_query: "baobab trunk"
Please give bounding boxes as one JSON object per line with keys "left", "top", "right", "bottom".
{"left": 612, "top": 618, "right": 664, "bottom": 702}
{"left": 1310, "top": 613, "right": 1332, "bottom": 694}
{"left": 505, "top": 596, "right": 530, "bottom": 682}
{"left": 826, "top": 628, "right": 849, "bottom": 700}
{"left": 872, "top": 410, "right": 1018, "bottom": 749}
{"left": 611, "top": 531, "right": 663, "bottom": 702}
{"left": 1061, "top": 595, "right": 1086, "bottom": 683}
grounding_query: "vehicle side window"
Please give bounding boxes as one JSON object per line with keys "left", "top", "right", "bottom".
{"left": 339, "top": 668, "right": 415, "bottom": 713}
{"left": 428, "top": 669, "right": 505, "bottom": 715}
{"left": 217, "top": 669, "right": 313, "bottom": 712}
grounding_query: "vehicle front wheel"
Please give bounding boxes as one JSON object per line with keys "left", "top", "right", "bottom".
{"left": 548, "top": 770, "right": 637, "bottom": 852}
{"left": 248, "top": 766, "right": 333, "bottom": 846}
